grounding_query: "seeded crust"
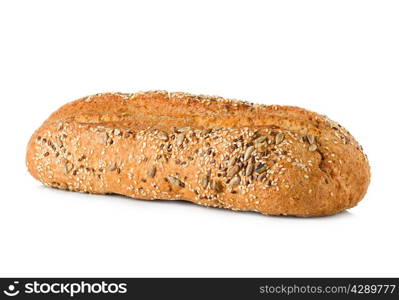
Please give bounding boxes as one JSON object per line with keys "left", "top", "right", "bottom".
{"left": 26, "top": 91, "right": 370, "bottom": 217}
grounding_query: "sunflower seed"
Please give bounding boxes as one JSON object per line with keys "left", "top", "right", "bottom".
{"left": 275, "top": 133, "right": 285, "bottom": 144}
{"left": 229, "top": 176, "right": 240, "bottom": 186}
{"left": 309, "top": 144, "right": 317, "bottom": 151}
{"left": 64, "top": 162, "right": 73, "bottom": 174}
{"left": 245, "top": 160, "right": 254, "bottom": 176}
{"left": 244, "top": 146, "right": 255, "bottom": 161}
{"left": 202, "top": 129, "right": 212, "bottom": 137}
{"left": 254, "top": 136, "right": 267, "bottom": 145}
{"left": 157, "top": 131, "right": 169, "bottom": 141}
{"left": 109, "top": 163, "right": 117, "bottom": 171}
{"left": 306, "top": 135, "right": 315, "bottom": 144}
{"left": 200, "top": 175, "right": 209, "bottom": 188}
{"left": 167, "top": 176, "right": 185, "bottom": 187}
{"left": 177, "top": 127, "right": 192, "bottom": 133}
{"left": 147, "top": 166, "right": 156, "bottom": 178}
{"left": 227, "top": 165, "right": 240, "bottom": 177}
{"left": 176, "top": 134, "right": 185, "bottom": 147}
{"left": 228, "top": 155, "right": 238, "bottom": 167}
{"left": 255, "top": 162, "right": 267, "bottom": 174}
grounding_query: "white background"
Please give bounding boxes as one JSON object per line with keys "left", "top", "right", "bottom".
{"left": 0, "top": 0, "right": 398, "bottom": 277}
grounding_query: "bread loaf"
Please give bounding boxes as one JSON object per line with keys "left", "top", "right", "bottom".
{"left": 26, "top": 91, "right": 370, "bottom": 217}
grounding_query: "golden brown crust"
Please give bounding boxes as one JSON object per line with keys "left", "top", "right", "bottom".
{"left": 26, "top": 91, "right": 370, "bottom": 216}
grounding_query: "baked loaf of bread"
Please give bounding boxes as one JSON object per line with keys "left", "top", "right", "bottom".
{"left": 26, "top": 91, "right": 370, "bottom": 217}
